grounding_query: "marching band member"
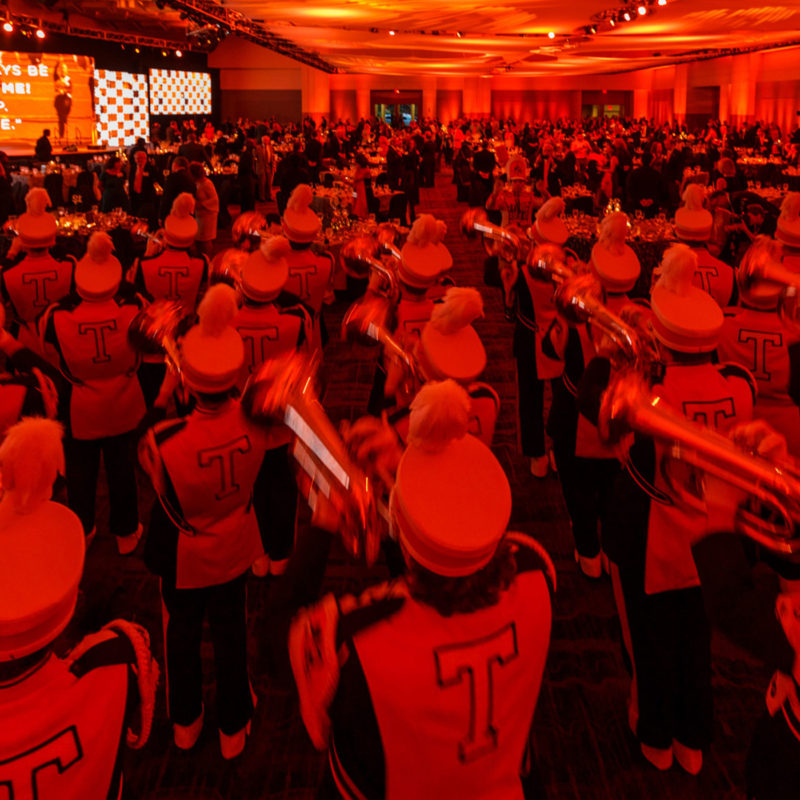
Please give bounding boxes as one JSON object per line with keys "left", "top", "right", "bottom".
{"left": 1, "top": 188, "right": 74, "bottom": 356}
{"left": 582, "top": 243, "right": 756, "bottom": 774}
{"left": 369, "top": 213, "right": 452, "bottom": 414}
{"left": 290, "top": 380, "right": 554, "bottom": 799}
{"left": 776, "top": 192, "right": 800, "bottom": 273}
{"left": 139, "top": 284, "right": 275, "bottom": 759}
{"left": 41, "top": 232, "right": 146, "bottom": 553}
{"left": 130, "top": 192, "right": 209, "bottom": 405}
{"left": 281, "top": 184, "right": 334, "bottom": 352}
{"left": 549, "top": 212, "right": 642, "bottom": 578}
{"left": 0, "top": 417, "right": 157, "bottom": 799}
{"left": 674, "top": 183, "right": 735, "bottom": 309}
{"left": 718, "top": 236, "right": 800, "bottom": 455}
{"left": 234, "top": 235, "right": 312, "bottom": 577}
{"left": 387, "top": 286, "right": 500, "bottom": 448}
{"left": 506, "top": 197, "right": 569, "bottom": 477}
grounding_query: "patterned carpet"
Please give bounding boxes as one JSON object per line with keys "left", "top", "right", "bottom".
{"left": 69, "top": 170, "right": 786, "bottom": 799}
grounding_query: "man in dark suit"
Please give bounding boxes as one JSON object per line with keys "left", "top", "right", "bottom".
{"left": 160, "top": 156, "right": 196, "bottom": 223}
{"left": 35, "top": 129, "right": 52, "bottom": 161}
{"left": 129, "top": 150, "right": 158, "bottom": 229}
{"left": 625, "top": 151, "right": 667, "bottom": 217}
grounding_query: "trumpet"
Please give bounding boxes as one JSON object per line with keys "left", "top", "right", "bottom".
{"left": 128, "top": 299, "right": 185, "bottom": 378}
{"left": 242, "top": 351, "right": 380, "bottom": 565}
{"left": 737, "top": 250, "right": 800, "bottom": 333}
{"left": 461, "top": 208, "right": 529, "bottom": 263}
{"left": 598, "top": 370, "right": 800, "bottom": 560}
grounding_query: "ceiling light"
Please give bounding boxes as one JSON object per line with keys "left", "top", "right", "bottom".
{"left": 548, "top": 31, "right": 555, "bottom": 39}
{"left": 456, "top": 31, "right": 463, "bottom": 38}
{"left": 637, "top": 5, "right": 647, "bottom": 14}
{"left": 588, "top": 25, "right": 597, "bottom": 34}
{"left": 609, "top": 17, "right": 616, "bottom": 26}
{"left": 134, "top": 47, "right": 140, "bottom": 53}
{"left": 388, "top": 29, "right": 396, "bottom": 36}
{"left": 658, "top": 0, "right": 667, "bottom": 4}
{"left": 623, "top": 11, "right": 631, "bottom": 21}
{"left": 35, "top": 27, "right": 45, "bottom": 39}
{"left": 2, "top": 21, "right": 12, "bottom": 33}
{"left": 161, "top": 49, "right": 167, "bottom": 56}
{"left": 175, "top": 49, "right": 182, "bottom": 57}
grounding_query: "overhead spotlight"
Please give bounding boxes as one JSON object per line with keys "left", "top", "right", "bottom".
{"left": 658, "top": 0, "right": 667, "bottom": 4}
{"left": 548, "top": 31, "right": 555, "bottom": 38}
{"left": 134, "top": 46, "right": 140, "bottom": 53}
{"left": 175, "top": 49, "right": 182, "bottom": 56}
{"left": 161, "top": 49, "right": 167, "bottom": 56}
{"left": 609, "top": 17, "right": 616, "bottom": 26}
{"left": 35, "top": 26, "right": 45, "bottom": 39}
{"left": 637, "top": 4, "right": 647, "bottom": 14}
{"left": 388, "top": 29, "right": 396, "bottom": 36}
{"left": 623, "top": 11, "right": 631, "bottom": 21}
{"left": 588, "top": 25, "right": 597, "bottom": 34}
{"left": 2, "top": 20, "right": 12, "bottom": 33}
{"left": 456, "top": 31, "right": 463, "bottom": 38}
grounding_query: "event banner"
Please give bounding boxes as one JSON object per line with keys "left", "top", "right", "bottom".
{"left": 149, "top": 68, "right": 211, "bottom": 115}
{"left": 0, "top": 51, "right": 94, "bottom": 149}
{"left": 93, "top": 68, "right": 149, "bottom": 148}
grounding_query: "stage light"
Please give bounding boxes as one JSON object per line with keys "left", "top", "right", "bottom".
{"left": 2, "top": 21, "right": 12, "bottom": 33}
{"left": 456, "top": 31, "right": 463, "bottom": 38}
{"left": 658, "top": 0, "right": 667, "bottom": 4}
{"left": 623, "top": 11, "right": 631, "bottom": 21}
{"left": 135, "top": 47, "right": 140, "bottom": 53}
{"left": 637, "top": 5, "right": 647, "bottom": 14}
{"left": 35, "top": 27, "right": 45, "bottom": 39}
{"left": 161, "top": 49, "right": 167, "bottom": 56}
{"left": 588, "top": 25, "right": 597, "bottom": 34}
{"left": 548, "top": 31, "right": 555, "bottom": 38}
{"left": 609, "top": 18, "right": 616, "bottom": 26}
{"left": 175, "top": 49, "right": 182, "bottom": 57}
{"left": 388, "top": 29, "right": 396, "bottom": 36}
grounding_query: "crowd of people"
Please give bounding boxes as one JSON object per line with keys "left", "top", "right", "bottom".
{"left": 0, "top": 110, "right": 799, "bottom": 800}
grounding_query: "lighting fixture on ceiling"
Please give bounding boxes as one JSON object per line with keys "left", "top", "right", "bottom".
{"left": 609, "top": 17, "right": 616, "bottom": 26}
{"left": 622, "top": 10, "right": 631, "bottom": 21}
{"left": 548, "top": 31, "right": 555, "bottom": 39}
{"left": 175, "top": 48, "right": 182, "bottom": 56}
{"left": 35, "top": 26, "right": 45, "bottom": 39}
{"left": 135, "top": 46, "right": 140, "bottom": 53}
{"left": 658, "top": 0, "right": 667, "bottom": 4}
{"left": 456, "top": 31, "right": 463, "bottom": 38}
{"left": 2, "top": 21, "right": 12, "bottom": 33}
{"left": 161, "top": 49, "right": 167, "bottom": 55}
{"left": 388, "top": 29, "right": 396, "bottom": 36}
{"left": 637, "top": 4, "right": 647, "bottom": 14}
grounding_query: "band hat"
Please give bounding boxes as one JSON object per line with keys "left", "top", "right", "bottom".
{"left": 591, "top": 212, "right": 641, "bottom": 294}
{"left": 399, "top": 214, "right": 452, "bottom": 288}
{"left": 776, "top": 193, "right": 800, "bottom": 249}
{"left": 16, "top": 188, "right": 57, "bottom": 249}
{"left": 419, "top": 287, "right": 486, "bottom": 383}
{"left": 180, "top": 284, "right": 245, "bottom": 393}
{"left": 674, "top": 184, "right": 712, "bottom": 242}
{"left": 531, "top": 197, "right": 568, "bottom": 246}
{"left": 240, "top": 236, "right": 290, "bottom": 302}
{"left": 392, "top": 381, "right": 511, "bottom": 578}
{"left": 282, "top": 184, "right": 321, "bottom": 243}
{"left": 737, "top": 235, "right": 785, "bottom": 310}
{"left": 164, "top": 193, "right": 198, "bottom": 248}
{"left": 75, "top": 232, "right": 122, "bottom": 301}
{"left": 650, "top": 244, "right": 723, "bottom": 353}
{"left": 0, "top": 419, "right": 84, "bottom": 661}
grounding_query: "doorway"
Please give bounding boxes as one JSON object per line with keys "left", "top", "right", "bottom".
{"left": 371, "top": 90, "right": 422, "bottom": 128}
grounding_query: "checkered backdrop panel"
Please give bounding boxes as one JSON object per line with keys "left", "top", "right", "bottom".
{"left": 93, "top": 69, "right": 150, "bottom": 148}
{"left": 148, "top": 69, "right": 212, "bottom": 116}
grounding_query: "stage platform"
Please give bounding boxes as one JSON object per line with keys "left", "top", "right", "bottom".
{"left": 3, "top": 145, "right": 117, "bottom": 162}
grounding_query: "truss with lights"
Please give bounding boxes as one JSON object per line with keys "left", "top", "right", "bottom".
{"left": 154, "top": 0, "right": 336, "bottom": 72}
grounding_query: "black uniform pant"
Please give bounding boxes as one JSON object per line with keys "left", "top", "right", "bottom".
{"left": 253, "top": 444, "right": 298, "bottom": 562}
{"left": 64, "top": 431, "right": 139, "bottom": 537}
{"left": 614, "top": 564, "right": 713, "bottom": 751}
{"left": 551, "top": 446, "right": 619, "bottom": 558}
{"left": 161, "top": 572, "right": 253, "bottom": 735}
{"left": 515, "top": 329, "right": 547, "bottom": 458}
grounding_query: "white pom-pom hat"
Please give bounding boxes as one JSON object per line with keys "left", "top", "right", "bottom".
{"left": 240, "top": 236, "right": 291, "bottom": 302}
{"left": 650, "top": 244, "right": 723, "bottom": 352}
{"left": 776, "top": 193, "right": 800, "bottom": 249}
{"left": 399, "top": 214, "right": 452, "bottom": 288}
{"left": 418, "top": 287, "right": 486, "bottom": 383}
{"left": 164, "top": 193, "right": 198, "bottom": 248}
{"left": 181, "top": 284, "right": 244, "bottom": 392}
{"left": 0, "top": 418, "right": 84, "bottom": 661}
{"left": 590, "top": 212, "right": 640, "bottom": 294}
{"left": 282, "top": 184, "right": 321, "bottom": 243}
{"left": 392, "top": 380, "right": 511, "bottom": 577}
{"left": 16, "top": 188, "right": 57, "bottom": 249}
{"left": 674, "top": 184, "right": 712, "bottom": 242}
{"left": 75, "top": 232, "right": 122, "bottom": 301}
{"left": 531, "top": 197, "right": 568, "bottom": 246}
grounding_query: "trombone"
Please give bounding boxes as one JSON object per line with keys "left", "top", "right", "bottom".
{"left": 598, "top": 370, "right": 800, "bottom": 560}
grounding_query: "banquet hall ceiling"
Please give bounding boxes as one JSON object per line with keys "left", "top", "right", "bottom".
{"left": 221, "top": 0, "right": 800, "bottom": 76}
